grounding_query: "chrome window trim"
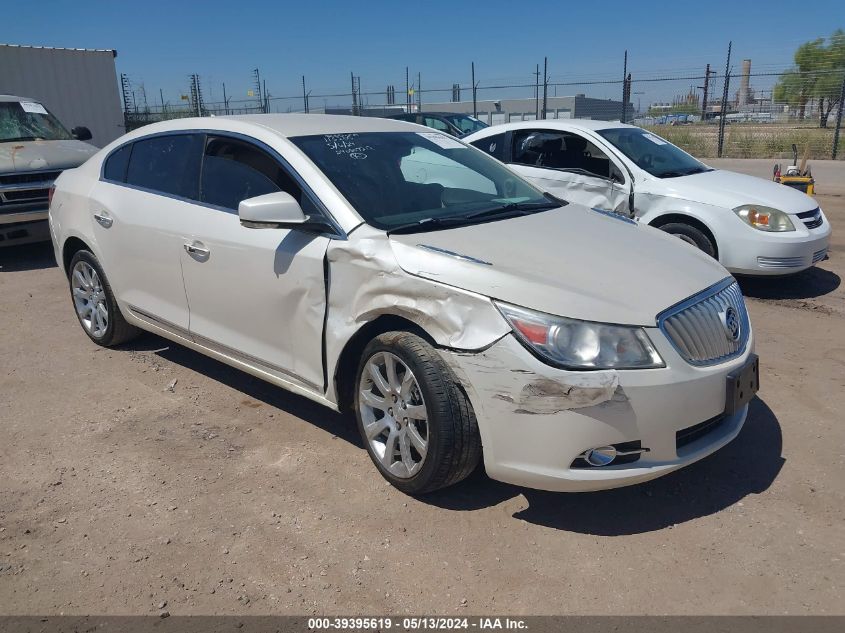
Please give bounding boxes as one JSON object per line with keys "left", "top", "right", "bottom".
{"left": 98, "top": 129, "right": 347, "bottom": 240}
{"left": 656, "top": 277, "right": 750, "bottom": 367}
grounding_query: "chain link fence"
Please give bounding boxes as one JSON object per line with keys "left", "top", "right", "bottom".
{"left": 121, "top": 51, "right": 845, "bottom": 160}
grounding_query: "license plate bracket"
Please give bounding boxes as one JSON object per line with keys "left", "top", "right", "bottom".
{"left": 725, "top": 353, "right": 759, "bottom": 415}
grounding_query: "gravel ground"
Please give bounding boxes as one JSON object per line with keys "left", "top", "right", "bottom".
{"left": 1, "top": 164, "right": 843, "bottom": 616}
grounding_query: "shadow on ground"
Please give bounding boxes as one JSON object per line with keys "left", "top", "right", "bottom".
{"left": 737, "top": 265, "right": 840, "bottom": 300}
{"left": 124, "top": 333, "right": 361, "bottom": 446}
{"left": 125, "top": 334, "right": 783, "bottom": 536}
{"left": 0, "top": 242, "right": 57, "bottom": 272}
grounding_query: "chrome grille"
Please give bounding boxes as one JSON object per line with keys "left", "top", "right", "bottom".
{"left": 812, "top": 248, "right": 828, "bottom": 263}
{"left": 0, "top": 170, "right": 61, "bottom": 209}
{"left": 658, "top": 279, "right": 750, "bottom": 366}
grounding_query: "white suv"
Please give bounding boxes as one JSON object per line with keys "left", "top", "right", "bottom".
{"left": 50, "top": 114, "right": 758, "bottom": 494}
{"left": 465, "top": 120, "right": 831, "bottom": 275}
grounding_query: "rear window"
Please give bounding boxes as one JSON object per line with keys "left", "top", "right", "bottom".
{"left": 103, "top": 144, "right": 132, "bottom": 182}
{"left": 125, "top": 134, "right": 203, "bottom": 199}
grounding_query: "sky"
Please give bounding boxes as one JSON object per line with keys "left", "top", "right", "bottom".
{"left": 4, "top": 0, "right": 844, "bottom": 111}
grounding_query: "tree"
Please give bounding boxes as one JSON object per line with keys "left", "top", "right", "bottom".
{"left": 774, "top": 30, "right": 845, "bottom": 127}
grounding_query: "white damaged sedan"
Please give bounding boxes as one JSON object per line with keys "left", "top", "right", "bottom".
{"left": 49, "top": 114, "right": 758, "bottom": 494}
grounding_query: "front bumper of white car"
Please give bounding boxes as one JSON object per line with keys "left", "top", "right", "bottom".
{"left": 441, "top": 320, "right": 755, "bottom": 493}
{"left": 720, "top": 207, "right": 831, "bottom": 275}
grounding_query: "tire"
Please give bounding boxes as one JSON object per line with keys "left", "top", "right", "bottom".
{"left": 657, "top": 222, "right": 717, "bottom": 258}
{"left": 68, "top": 250, "right": 140, "bottom": 347}
{"left": 354, "top": 331, "right": 481, "bottom": 495}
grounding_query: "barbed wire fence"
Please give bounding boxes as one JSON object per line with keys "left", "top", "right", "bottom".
{"left": 120, "top": 41, "right": 845, "bottom": 160}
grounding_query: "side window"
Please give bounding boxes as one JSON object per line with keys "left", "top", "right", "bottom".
{"left": 103, "top": 143, "right": 132, "bottom": 182}
{"left": 512, "top": 130, "right": 614, "bottom": 179}
{"left": 423, "top": 116, "right": 451, "bottom": 134}
{"left": 470, "top": 133, "right": 506, "bottom": 161}
{"left": 200, "top": 136, "right": 316, "bottom": 214}
{"left": 126, "top": 134, "right": 203, "bottom": 198}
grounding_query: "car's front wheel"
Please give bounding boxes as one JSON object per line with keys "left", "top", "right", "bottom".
{"left": 354, "top": 331, "right": 481, "bottom": 494}
{"left": 68, "top": 250, "right": 139, "bottom": 347}
{"left": 658, "top": 222, "right": 717, "bottom": 258}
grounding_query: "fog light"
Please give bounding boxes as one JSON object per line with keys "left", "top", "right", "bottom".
{"left": 584, "top": 446, "right": 617, "bottom": 467}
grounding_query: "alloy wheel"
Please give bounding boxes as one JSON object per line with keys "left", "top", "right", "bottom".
{"left": 71, "top": 261, "right": 109, "bottom": 338}
{"left": 358, "top": 351, "right": 429, "bottom": 478}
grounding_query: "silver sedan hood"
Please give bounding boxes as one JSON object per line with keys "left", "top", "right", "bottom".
{"left": 0, "top": 139, "right": 98, "bottom": 173}
{"left": 389, "top": 205, "right": 730, "bottom": 326}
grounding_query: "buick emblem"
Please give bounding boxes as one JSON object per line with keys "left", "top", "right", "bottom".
{"left": 721, "top": 306, "right": 741, "bottom": 342}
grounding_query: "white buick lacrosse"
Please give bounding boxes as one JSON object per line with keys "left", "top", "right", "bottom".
{"left": 49, "top": 114, "right": 758, "bottom": 494}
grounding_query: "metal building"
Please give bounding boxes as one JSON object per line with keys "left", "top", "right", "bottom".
{"left": 0, "top": 44, "right": 124, "bottom": 147}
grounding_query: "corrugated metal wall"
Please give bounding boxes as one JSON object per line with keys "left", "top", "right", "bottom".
{"left": 0, "top": 45, "right": 124, "bottom": 148}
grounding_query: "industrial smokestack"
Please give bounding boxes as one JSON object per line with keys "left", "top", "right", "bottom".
{"left": 738, "top": 59, "right": 751, "bottom": 107}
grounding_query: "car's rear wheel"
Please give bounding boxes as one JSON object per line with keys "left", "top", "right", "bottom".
{"left": 68, "top": 250, "right": 139, "bottom": 347}
{"left": 658, "top": 222, "right": 717, "bottom": 258}
{"left": 354, "top": 331, "right": 481, "bottom": 494}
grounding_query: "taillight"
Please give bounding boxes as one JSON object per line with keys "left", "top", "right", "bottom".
{"left": 48, "top": 185, "right": 56, "bottom": 207}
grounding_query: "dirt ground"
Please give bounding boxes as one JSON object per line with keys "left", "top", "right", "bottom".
{"left": 1, "top": 164, "right": 844, "bottom": 616}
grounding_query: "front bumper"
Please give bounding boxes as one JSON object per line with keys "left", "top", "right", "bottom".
{"left": 720, "top": 212, "right": 831, "bottom": 275}
{"left": 442, "top": 329, "right": 754, "bottom": 492}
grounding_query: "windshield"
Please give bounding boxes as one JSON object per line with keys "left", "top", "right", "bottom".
{"left": 443, "top": 114, "right": 488, "bottom": 135}
{"left": 292, "top": 131, "right": 556, "bottom": 231}
{"left": 597, "top": 127, "right": 710, "bottom": 178}
{"left": 0, "top": 101, "right": 73, "bottom": 142}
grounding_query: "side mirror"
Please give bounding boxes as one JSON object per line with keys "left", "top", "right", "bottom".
{"left": 71, "top": 126, "right": 92, "bottom": 141}
{"left": 239, "top": 191, "right": 307, "bottom": 228}
{"left": 238, "top": 191, "right": 334, "bottom": 234}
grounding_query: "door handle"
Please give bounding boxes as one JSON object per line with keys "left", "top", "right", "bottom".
{"left": 93, "top": 213, "right": 113, "bottom": 228}
{"left": 184, "top": 242, "right": 210, "bottom": 257}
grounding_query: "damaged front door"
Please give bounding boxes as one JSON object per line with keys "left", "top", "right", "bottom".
{"left": 507, "top": 128, "right": 630, "bottom": 215}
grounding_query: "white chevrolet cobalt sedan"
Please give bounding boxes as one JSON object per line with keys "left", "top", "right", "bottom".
{"left": 49, "top": 115, "right": 758, "bottom": 494}
{"left": 465, "top": 120, "right": 831, "bottom": 275}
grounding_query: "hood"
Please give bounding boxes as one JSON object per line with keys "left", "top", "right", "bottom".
{"left": 0, "top": 139, "right": 98, "bottom": 173}
{"left": 389, "top": 205, "right": 730, "bottom": 327}
{"left": 652, "top": 168, "right": 817, "bottom": 214}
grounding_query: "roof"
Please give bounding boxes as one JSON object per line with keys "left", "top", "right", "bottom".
{"left": 505, "top": 118, "right": 630, "bottom": 132}
{"left": 0, "top": 95, "right": 33, "bottom": 102}
{"left": 219, "top": 113, "right": 424, "bottom": 137}
{"left": 0, "top": 43, "right": 117, "bottom": 56}
{"left": 465, "top": 118, "right": 633, "bottom": 140}
{"left": 107, "top": 113, "right": 431, "bottom": 148}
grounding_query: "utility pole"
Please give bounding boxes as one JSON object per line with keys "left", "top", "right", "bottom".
{"left": 159, "top": 88, "right": 165, "bottom": 111}
{"left": 222, "top": 83, "right": 228, "bottom": 115}
{"left": 832, "top": 68, "right": 845, "bottom": 159}
{"left": 534, "top": 63, "right": 540, "bottom": 119}
{"left": 252, "top": 68, "right": 263, "bottom": 112}
{"left": 418, "top": 72, "right": 422, "bottom": 111}
{"left": 406, "top": 67, "right": 410, "bottom": 110}
{"left": 542, "top": 57, "right": 548, "bottom": 119}
{"left": 699, "top": 63, "right": 714, "bottom": 122}
{"left": 718, "top": 41, "right": 732, "bottom": 158}
{"left": 120, "top": 73, "right": 133, "bottom": 113}
{"left": 471, "top": 62, "right": 477, "bottom": 118}
{"left": 263, "top": 79, "right": 268, "bottom": 113}
{"left": 622, "top": 50, "right": 627, "bottom": 123}
{"left": 302, "top": 76, "right": 309, "bottom": 113}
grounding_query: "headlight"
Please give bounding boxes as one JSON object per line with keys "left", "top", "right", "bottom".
{"left": 733, "top": 205, "right": 795, "bottom": 232}
{"left": 495, "top": 302, "right": 664, "bottom": 370}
